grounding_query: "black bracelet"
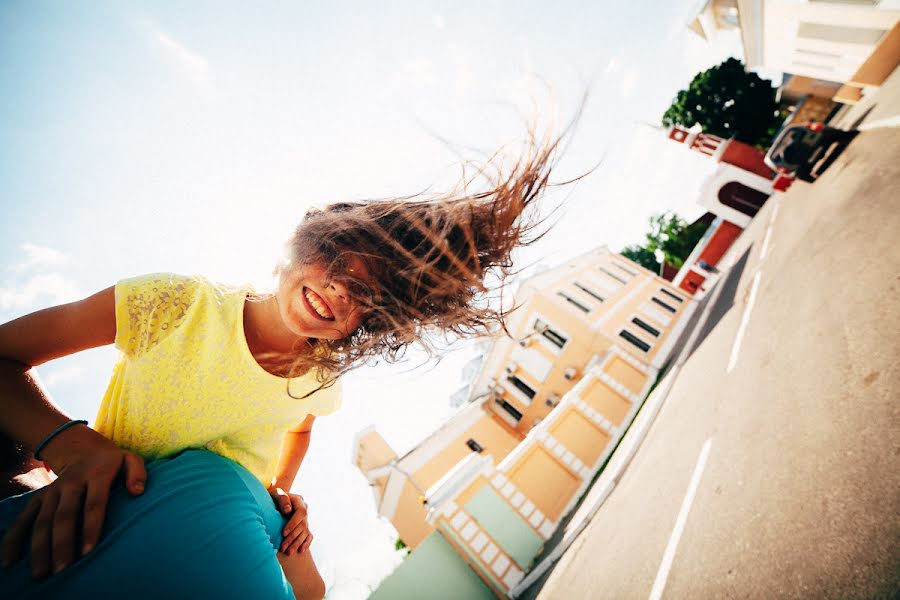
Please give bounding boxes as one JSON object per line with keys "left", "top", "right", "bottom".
{"left": 33, "top": 420, "right": 89, "bottom": 462}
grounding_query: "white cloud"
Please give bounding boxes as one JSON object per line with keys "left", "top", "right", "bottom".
{"left": 151, "top": 29, "right": 210, "bottom": 86}
{"left": 0, "top": 273, "right": 82, "bottom": 312}
{"left": 10, "top": 243, "right": 69, "bottom": 273}
{"left": 432, "top": 14, "right": 446, "bottom": 30}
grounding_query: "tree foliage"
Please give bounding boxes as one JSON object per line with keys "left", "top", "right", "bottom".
{"left": 621, "top": 245, "right": 660, "bottom": 273}
{"left": 662, "top": 57, "right": 783, "bottom": 147}
{"left": 621, "top": 212, "right": 709, "bottom": 274}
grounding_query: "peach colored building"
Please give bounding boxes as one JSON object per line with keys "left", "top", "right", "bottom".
{"left": 354, "top": 247, "right": 697, "bottom": 598}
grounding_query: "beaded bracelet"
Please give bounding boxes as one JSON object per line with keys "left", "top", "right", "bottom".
{"left": 33, "top": 419, "right": 88, "bottom": 462}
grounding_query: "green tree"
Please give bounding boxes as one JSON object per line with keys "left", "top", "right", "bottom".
{"left": 647, "top": 213, "right": 709, "bottom": 269}
{"left": 621, "top": 212, "right": 709, "bottom": 273}
{"left": 662, "top": 57, "right": 784, "bottom": 147}
{"left": 621, "top": 244, "right": 661, "bottom": 273}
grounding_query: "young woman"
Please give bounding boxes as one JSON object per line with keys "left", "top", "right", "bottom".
{"left": 0, "top": 130, "right": 564, "bottom": 598}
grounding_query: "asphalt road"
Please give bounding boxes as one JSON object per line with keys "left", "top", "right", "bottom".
{"left": 534, "top": 122, "right": 900, "bottom": 598}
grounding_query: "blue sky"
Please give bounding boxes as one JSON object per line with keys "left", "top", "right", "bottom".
{"left": 1, "top": 1, "right": 743, "bottom": 596}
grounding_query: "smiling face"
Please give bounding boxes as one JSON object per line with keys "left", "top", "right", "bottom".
{"left": 275, "top": 254, "right": 377, "bottom": 341}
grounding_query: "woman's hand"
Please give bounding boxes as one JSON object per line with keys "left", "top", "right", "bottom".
{"left": 268, "top": 486, "right": 313, "bottom": 555}
{"left": 1, "top": 425, "right": 146, "bottom": 579}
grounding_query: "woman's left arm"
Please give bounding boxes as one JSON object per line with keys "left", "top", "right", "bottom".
{"left": 268, "top": 415, "right": 315, "bottom": 555}
{"left": 270, "top": 415, "right": 315, "bottom": 492}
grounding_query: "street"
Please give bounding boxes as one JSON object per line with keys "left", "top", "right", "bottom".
{"left": 530, "top": 108, "right": 900, "bottom": 597}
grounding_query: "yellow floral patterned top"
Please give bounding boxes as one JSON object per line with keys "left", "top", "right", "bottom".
{"left": 93, "top": 273, "right": 341, "bottom": 485}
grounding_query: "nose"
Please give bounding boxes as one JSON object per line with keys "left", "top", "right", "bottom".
{"left": 329, "top": 281, "right": 350, "bottom": 304}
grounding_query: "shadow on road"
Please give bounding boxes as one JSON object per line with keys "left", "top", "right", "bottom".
{"left": 847, "top": 104, "right": 876, "bottom": 130}
{"left": 686, "top": 246, "right": 752, "bottom": 358}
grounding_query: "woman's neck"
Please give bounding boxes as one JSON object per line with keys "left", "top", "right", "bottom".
{"left": 243, "top": 295, "right": 309, "bottom": 362}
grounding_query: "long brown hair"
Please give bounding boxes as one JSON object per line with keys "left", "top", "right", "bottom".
{"left": 272, "top": 124, "right": 576, "bottom": 387}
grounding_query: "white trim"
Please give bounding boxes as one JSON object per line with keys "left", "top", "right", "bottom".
{"left": 592, "top": 276, "right": 652, "bottom": 329}
{"left": 640, "top": 303, "right": 673, "bottom": 327}
{"left": 510, "top": 344, "right": 554, "bottom": 383}
{"left": 397, "top": 397, "right": 490, "bottom": 475}
{"left": 379, "top": 468, "right": 406, "bottom": 520}
{"left": 554, "top": 289, "right": 594, "bottom": 315}
{"left": 572, "top": 280, "right": 607, "bottom": 305}
{"left": 610, "top": 260, "right": 638, "bottom": 278}
{"left": 502, "top": 375, "right": 537, "bottom": 407}
{"left": 512, "top": 356, "right": 665, "bottom": 598}
{"left": 697, "top": 162, "right": 774, "bottom": 229}
{"left": 529, "top": 312, "right": 570, "bottom": 354}
{"left": 711, "top": 137, "right": 731, "bottom": 162}
{"left": 366, "top": 464, "right": 393, "bottom": 483}
{"left": 425, "top": 454, "right": 495, "bottom": 524}
{"left": 582, "top": 270, "right": 622, "bottom": 295}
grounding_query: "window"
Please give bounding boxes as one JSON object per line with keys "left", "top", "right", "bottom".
{"left": 613, "top": 263, "right": 637, "bottom": 277}
{"left": 659, "top": 288, "right": 684, "bottom": 303}
{"left": 619, "top": 330, "right": 650, "bottom": 352}
{"left": 466, "top": 439, "right": 484, "bottom": 453}
{"left": 534, "top": 318, "right": 567, "bottom": 349}
{"left": 507, "top": 375, "right": 536, "bottom": 400}
{"left": 557, "top": 291, "right": 590, "bottom": 313}
{"left": 652, "top": 297, "right": 677, "bottom": 313}
{"left": 498, "top": 399, "right": 523, "bottom": 421}
{"left": 632, "top": 317, "right": 660, "bottom": 337}
{"left": 574, "top": 282, "right": 604, "bottom": 303}
{"left": 599, "top": 267, "right": 627, "bottom": 285}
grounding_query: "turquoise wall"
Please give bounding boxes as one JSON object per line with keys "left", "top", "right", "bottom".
{"left": 465, "top": 486, "right": 544, "bottom": 570}
{"left": 370, "top": 531, "right": 495, "bottom": 600}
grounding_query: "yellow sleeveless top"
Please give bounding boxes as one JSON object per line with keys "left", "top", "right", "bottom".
{"left": 94, "top": 273, "right": 341, "bottom": 485}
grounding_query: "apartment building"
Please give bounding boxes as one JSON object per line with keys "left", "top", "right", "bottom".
{"left": 353, "top": 247, "right": 697, "bottom": 597}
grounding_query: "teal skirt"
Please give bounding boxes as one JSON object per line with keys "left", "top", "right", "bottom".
{"left": 0, "top": 450, "right": 294, "bottom": 600}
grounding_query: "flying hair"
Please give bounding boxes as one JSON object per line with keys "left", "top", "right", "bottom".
{"left": 264, "top": 120, "right": 585, "bottom": 392}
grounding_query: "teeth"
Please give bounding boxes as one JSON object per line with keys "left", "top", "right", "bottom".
{"left": 305, "top": 290, "right": 333, "bottom": 319}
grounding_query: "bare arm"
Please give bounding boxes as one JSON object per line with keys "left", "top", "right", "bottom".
{"left": 0, "top": 287, "right": 147, "bottom": 578}
{"left": 270, "top": 414, "right": 316, "bottom": 492}
{"left": 0, "top": 288, "right": 116, "bottom": 453}
{"left": 268, "top": 414, "right": 318, "bottom": 556}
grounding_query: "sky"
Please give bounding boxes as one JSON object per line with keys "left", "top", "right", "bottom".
{"left": 0, "top": 1, "right": 745, "bottom": 597}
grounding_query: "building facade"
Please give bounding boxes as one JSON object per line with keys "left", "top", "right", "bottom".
{"left": 689, "top": 0, "right": 900, "bottom": 104}
{"left": 353, "top": 247, "right": 697, "bottom": 597}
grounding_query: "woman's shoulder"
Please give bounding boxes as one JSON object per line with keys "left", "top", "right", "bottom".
{"left": 114, "top": 273, "right": 246, "bottom": 356}
{"left": 116, "top": 273, "right": 249, "bottom": 303}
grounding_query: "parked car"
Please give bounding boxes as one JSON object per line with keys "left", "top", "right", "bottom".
{"left": 765, "top": 123, "right": 858, "bottom": 183}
